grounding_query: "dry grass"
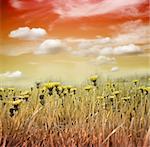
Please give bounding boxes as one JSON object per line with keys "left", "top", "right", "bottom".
{"left": 0, "top": 75, "right": 150, "bottom": 147}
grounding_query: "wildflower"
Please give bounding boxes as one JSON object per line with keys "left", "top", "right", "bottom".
{"left": 109, "top": 95, "right": 115, "bottom": 99}
{"left": 11, "top": 100, "right": 23, "bottom": 111}
{"left": 113, "top": 91, "right": 120, "bottom": 96}
{"left": 63, "top": 90, "right": 68, "bottom": 96}
{"left": 22, "top": 95, "right": 30, "bottom": 102}
{"left": 138, "top": 86, "right": 145, "bottom": 93}
{"left": 84, "top": 85, "right": 93, "bottom": 92}
{"left": 44, "top": 82, "right": 55, "bottom": 95}
{"left": 8, "top": 88, "right": 15, "bottom": 92}
{"left": 132, "top": 80, "right": 139, "bottom": 85}
{"left": 39, "top": 94, "right": 45, "bottom": 105}
{"left": 52, "top": 82, "right": 61, "bottom": 88}
{"left": 40, "top": 87, "right": 47, "bottom": 93}
{"left": 39, "top": 94, "right": 44, "bottom": 100}
{"left": 144, "top": 87, "right": 150, "bottom": 95}
{"left": 12, "top": 99, "right": 23, "bottom": 105}
{"left": 21, "top": 91, "right": 31, "bottom": 96}
{"left": 89, "top": 75, "right": 98, "bottom": 86}
{"left": 56, "top": 86, "right": 63, "bottom": 96}
{"left": 122, "top": 97, "right": 130, "bottom": 101}
{"left": 70, "top": 88, "right": 77, "bottom": 95}
{"left": 66, "top": 85, "right": 72, "bottom": 93}
{"left": 36, "top": 82, "right": 41, "bottom": 89}
{"left": 9, "top": 108, "right": 15, "bottom": 117}
{"left": 0, "top": 88, "right": 4, "bottom": 92}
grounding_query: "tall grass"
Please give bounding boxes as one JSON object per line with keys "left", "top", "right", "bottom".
{"left": 0, "top": 75, "right": 149, "bottom": 147}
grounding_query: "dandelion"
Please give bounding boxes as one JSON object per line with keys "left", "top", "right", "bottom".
{"left": 132, "top": 80, "right": 139, "bottom": 85}
{"left": 39, "top": 94, "right": 44, "bottom": 100}
{"left": 144, "top": 87, "right": 150, "bottom": 95}
{"left": 84, "top": 85, "right": 93, "bottom": 92}
{"left": 39, "top": 94, "right": 45, "bottom": 105}
{"left": 52, "top": 82, "right": 61, "bottom": 88}
{"left": 10, "top": 100, "right": 23, "bottom": 112}
{"left": 70, "top": 88, "right": 77, "bottom": 95}
{"left": 109, "top": 95, "right": 115, "bottom": 102}
{"left": 113, "top": 91, "right": 120, "bottom": 96}
{"left": 138, "top": 86, "right": 145, "bottom": 93}
{"left": 8, "top": 88, "right": 15, "bottom": 91}
{"left": 9, "top": 108, "right": 15, "bottom": 117}
{"left": 22, "top": 95, "right": 30, "bottom": 102}
{"left": 89, "top": 75, "right": 98, "bottom": 86}
{"left": 21, "top": 91, "right": 31, "bottom": 96}
{"left": 0, "top": 88, "right": 4, "bottom": 92}
{"left": 66, "top": 85, "right": 72, "bottom": 93}
{"left": 36, "top": 82, "right": 41, "bottom": 89}
{"left": 44, "top": 82, "right": 54, "bottom": 95}
{"left": 63, "top": 90, "right": 68, "bottom": 96}
{"left": 122, "top": 97, "right": 130, "bottom": 101}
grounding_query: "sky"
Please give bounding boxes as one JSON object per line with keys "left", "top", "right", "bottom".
{"left": 0, "top": 0, "right": 150, "bottom": 85}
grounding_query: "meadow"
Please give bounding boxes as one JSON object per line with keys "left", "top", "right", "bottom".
{"left": 0, "top": 75, "right": 150, "bottom": 147}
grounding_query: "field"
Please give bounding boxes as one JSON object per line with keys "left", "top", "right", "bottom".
{"left": 0, "top": 75, "right": 150, "bottom": 147}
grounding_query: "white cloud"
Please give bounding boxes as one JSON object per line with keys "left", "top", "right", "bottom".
{"left": 113, "top": 44, "right": 142, "bottom": 55}
{"left": 111, "top": 20, "right": 150, "bottom": 44}
{"left": 0, "top": 71, "right": 22, "bottom": 78}
{"left": 99, "top": 44, "right": 142, "bottom": 55}
{"left": 9, "top": 27, "right": 47, "bottom": 40}
{"left": 90, "top": 56, "right": 116, "bottom": 65}
{"left": 72, "top": 43, "right": 142, "bottom": 57}
{"left": 99, "top": 47, "right": 114, "bottom": 56}
{"left": 52, "top": 0, "right": 146, "bottom": 18}
{"left": 10, "top": 0, "right": 24, "bottom": 9}
{"left": 111, "top": 67, "right": 119, "bottom": 72}
{"left": 35, "top": 39, "right": 64, "bottom": 54}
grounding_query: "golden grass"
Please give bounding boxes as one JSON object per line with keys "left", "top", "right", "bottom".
{"left": 0, "top": 75, "right": 150, "bottom": 147}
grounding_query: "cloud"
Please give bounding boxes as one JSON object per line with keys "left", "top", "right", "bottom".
{"left": 10, "top": 0, "right": 24, "bottom": 9}
{"left": 110, "top": 20, "right": 150, "bottom": 44}
{"left": 0, "top": 71, "right": 22, "bottom": 78}
{"left": 51, "top": 0, "right": 146, "bottom": 18}
{"left": 111, "top": 67, "right": 119, "bottom": 72}
{"left": 113, "top": 44, "right": 142, "bottom": 55}
{"left": 90, "top": 56, "right": 116, "bottom": 65}
{"left": 9, "top": 27, "right": 47, "bottom": 40}
{"left": 100, "top": 44, "right": 142, "bottom": 55}
{"left": 35, "top": 39, "right": 64, "bottom": 54}
{"left": 72, "top": 43, "right": 143, "bottom": 57}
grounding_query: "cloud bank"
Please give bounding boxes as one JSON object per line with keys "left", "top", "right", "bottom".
{"left": 52, "top": 0, "right": 146, "bottom": 18}
{"left": 9, "top": 27, "right": 47, "bottom": 40}
{"left": 35, "top": 39, "right": 64, "bottom": 54}
{"left": 0, "top": 71, "right": 22, "bottom": 78}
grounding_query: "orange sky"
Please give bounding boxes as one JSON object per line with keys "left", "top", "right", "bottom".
{"left": 1, "top": 0, "right": 149, "bottom": 40}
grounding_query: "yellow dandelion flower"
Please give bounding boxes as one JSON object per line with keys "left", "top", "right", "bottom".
{"left": 84, "top": 85, "right": 93, "bottom": 91}
{"left": 113, "top": 91, "right": 120, "bottom": 96}
{"left": 89, "top": 75, "right": 98, "bottom": 82}
{"left": 9, "top": 99, "right": 23, "bottom": 105}
{"left": 52, "top": 82, "right": 61, "bottom": 87}
{"left": 132, "top": 80, "right": 139, "bottom": 85}
{"left": 21, "top": 91, "right": 31, "bottom": 96}
{"left": 121, "top": 97, "right": 131, "bottom": 101}
{"left": 8, "top": 88, "right": 15, "bottom": 91}
{"left": 0, "top": 88, "right": 4, "bottom": 92}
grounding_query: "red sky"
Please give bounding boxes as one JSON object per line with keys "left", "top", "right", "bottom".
{"left": 1, "top": 0, "right": 149, "bottom": 39}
